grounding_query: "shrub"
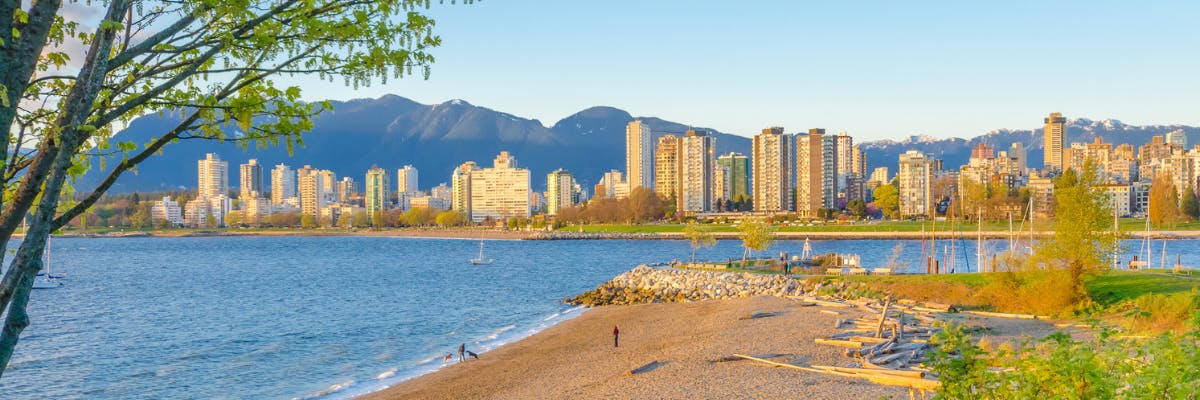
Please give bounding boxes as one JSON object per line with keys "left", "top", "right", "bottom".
{"left": 929, "top": 322, "right": 1200, "bottom": 399}
{"left": 1126, "top": 290, "right": 1200, "bottom": 334}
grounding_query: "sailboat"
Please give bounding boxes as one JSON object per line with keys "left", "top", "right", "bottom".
{"left": 33, "top": 237, "right": 63, "bottom": 289}
{"left": 469, "top": 240, "right": 494, "bottom": 265}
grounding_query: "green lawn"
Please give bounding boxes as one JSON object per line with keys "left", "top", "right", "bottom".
{"left": 840, "top": 272, "right": 994, "bottom": 288}
{"left": 1086, "top": 271, "right": 1200, "bottom": 307}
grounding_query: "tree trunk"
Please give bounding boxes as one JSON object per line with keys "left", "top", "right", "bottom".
{"left": 0, "top": 239, "right": 45, "bottom": 379}
{"left": 0, "top": 0, "right": 128, "bottom": 371}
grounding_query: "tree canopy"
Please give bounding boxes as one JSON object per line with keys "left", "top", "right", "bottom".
{"left": 0, "top": 0, "right": 456, "bottom": 378}
{"left": 1036, "top": 163, "right": 1120, "bottom": 300}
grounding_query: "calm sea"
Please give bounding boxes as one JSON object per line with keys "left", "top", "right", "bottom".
{"left": 1, "top": 236, "right": 1195, "bottom": 399}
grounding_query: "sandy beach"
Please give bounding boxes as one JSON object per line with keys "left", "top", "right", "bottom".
{"left": 361, "top": 297, "right": 915, "bottom": 399}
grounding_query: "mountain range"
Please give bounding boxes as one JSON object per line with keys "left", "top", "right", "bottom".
{"left": 76, "top": 95, "right": 1199, "bottom": 194}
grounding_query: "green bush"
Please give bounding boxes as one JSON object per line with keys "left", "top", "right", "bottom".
{"left": 929, "top": 322, "right": 1200, "bottom": 399}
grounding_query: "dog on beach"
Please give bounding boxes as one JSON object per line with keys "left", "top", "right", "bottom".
{"left": 442, "top": 353, "right": 454, "bottom": 363}
{"left": 466, "top": 351, "right": 479, "bottom": 360}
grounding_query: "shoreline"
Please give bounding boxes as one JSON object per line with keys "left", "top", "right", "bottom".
{"left": 356, "top": 296, "right": 912, "bottom": 400}
{"left": 38, "top": 228, "right": 1200, "bottom": 241}
{"left": 355, "top": 266, "right": 1059, "bottom": 399}
{"left": 335, "top": 305, "right": 591, "bottom": 400}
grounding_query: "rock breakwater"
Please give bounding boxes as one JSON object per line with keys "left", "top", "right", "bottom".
{"left": 566, "top": 266, "right": 812, "bottom": 306}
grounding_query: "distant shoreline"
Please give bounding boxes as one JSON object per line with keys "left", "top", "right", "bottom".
{"left": 35, "top": 228, "right": 1200, "bottom": 241}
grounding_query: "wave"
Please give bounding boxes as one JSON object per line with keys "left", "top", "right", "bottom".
{"left": 375, "top": 368, "right": 397, "bottom": 380}
{"left": 293, "top": 380, "right": 354, "bottom": 400}
{"left": 484, "top": 325, "right": 516, "bottom": 341}
{"left": 329, "top": 306, "right": 591, "bottom": 400}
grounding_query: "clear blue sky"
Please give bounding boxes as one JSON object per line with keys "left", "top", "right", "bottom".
{"left": 296, "top": 1, "right": 1200, "bottom": 141}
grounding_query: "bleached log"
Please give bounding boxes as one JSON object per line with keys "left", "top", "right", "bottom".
{"left": 811, "top": 365, "right": 925, "bottom": 379}
{"left": 876, "top": 298, "right": 893, "bottom": 338}
{"left": 848, "top": 336, "right": 892, "bottom": 344}
{"left": 963, "top": 310, "right": 1048, "bottom": 320}
{"left": 733, "top": 354, "right": 941, "bottom": 390}
{"left": 815, "top": 338, "right": 864, "bottom": 348}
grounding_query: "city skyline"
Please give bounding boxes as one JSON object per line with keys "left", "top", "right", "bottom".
{"left": 285, "top": 1, "right": 1200, "bottom": 141}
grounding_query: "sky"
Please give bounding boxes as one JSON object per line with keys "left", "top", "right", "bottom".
{"left": 291, "top": 1, "right": 1199, "bottom": 141}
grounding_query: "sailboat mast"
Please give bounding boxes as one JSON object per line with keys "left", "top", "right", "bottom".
{"left": 1008, "top": 211, "right": 1014, "bottom": 254}
{"left": 978, "top": 208, "right": 983, "bottom": 273}
{"left": 1161, "top": 240, "right": 1167, "bottom": 271}
{"left": 1029, "top": 195, "right": 1035, "bottom": 256}
{"left": 1145, "top": 216, "right": 1152, "bottom": 269}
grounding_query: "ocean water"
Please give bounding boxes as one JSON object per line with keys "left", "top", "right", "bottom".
{"left": 1, "top": 235, "right": 1196, "bottom": 399}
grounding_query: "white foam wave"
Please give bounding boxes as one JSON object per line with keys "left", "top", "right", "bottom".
{"left": 485, "top": 324, "right": 516, "bottom": 340}
{"left": 292, "top": 380, "right": 355, "bottom": 400}
{"left": 375, "top": 368, "right": 397, "bottom": 380}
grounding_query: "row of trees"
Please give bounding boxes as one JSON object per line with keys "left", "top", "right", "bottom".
{"left": 555, "top": 187, "right": 672, "bottom": 224}
{"left": 1148, "top": 171, "right": 1200, "bottom": 228}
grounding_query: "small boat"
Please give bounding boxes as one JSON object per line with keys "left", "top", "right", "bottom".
{"left": 33, "top": 238, "right": 62, "bottom": 289}
{"left": 470, "top": 240, "right": 494, "bottom": 265}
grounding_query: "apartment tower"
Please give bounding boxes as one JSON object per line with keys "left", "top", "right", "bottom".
{"left": 625, "top": 120, "right": 654, "bottom": 190}
{"left": 239, "top": 159, "right": 263, "bottom": 199}
{"left": 1044, "top": 112, "right": 1067, "bottom": 172}
{"left": 796, "top": 129, "right": 825, "bottom": 217}
{"left": 197, "top": 153, "right": 228, "bottom": 198}
{"left": 678, "top": 129, "right": 716, "bottom": 212}
{"left": 752, "top": 127, "right": 795, "bottom": 212}
{"left": 547, "top": 169, "right": 574, "bottom": 216}
{"left": 364, "top": 167, "right": 390, "bottom": 221}
{"left": 270, "top": 163, "right": 296, "bottom": 205}
{"left": 654, "top": 135, "right": 681, "bottom": 200}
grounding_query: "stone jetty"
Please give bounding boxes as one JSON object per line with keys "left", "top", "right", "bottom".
{"left": 566, "top": 265, "right": 816, "bottom": 306}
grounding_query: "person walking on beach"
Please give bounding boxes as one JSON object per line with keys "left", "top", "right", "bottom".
{"left": 612, "top": 325, "right": 620, "bottom": 348}
{"left": 458, "top": 343, "right": 466, "bottom": 362}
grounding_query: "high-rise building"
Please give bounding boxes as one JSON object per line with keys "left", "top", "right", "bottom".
{"left": 296, "top": 165, "right": 326, "bottom": 218}
{"left": 239, "top": 159, "right": 263, "bottom": 199}
{"left": 547, "top": 169, "right": 574, "bottom": 216}
{"left": 451, "top": 161, "right": 479, "bottom": 216}
{"left": 1009, "top": 142, "right": 1027, "bottom": 174}
{"left": 469, "top": 151, "right": 531, "bottom": 223}
{"left": 678, "top": 129, "right": 715, "bottom": 212}
{"left": 849, "top": 145, "right": 867, "bottom": 202}
{"left": 1166, "top": 129, "right": 1188, "bottom": 149}
{"left": 271, "top": 163, "right": 296, "bottom": 205}
{"left": 337, "top": 177, "right": 356, "bottom": 204}
{"left": 198, "top": 153, "right": 228, "bottom": 199}
{"left": 851, "top": 145, "right": 866, "bottom": 177}
{"left": 869, "top": 167, "right": 890, "bottom": 185}
{"left": 364, "top": 167, "right": 390, "bottom": 221}
{"left": 717, "top": 152, "right": 750, "bottom": 201}
{"left": 625, "top": 120, "right": 653, "bottom": 190}
{"left": 752, "top": 127, "right": 794, "bottom": 212}
{"left": 654, "top": 135, "right": 681, "bottom": 199}
{"left": 318, "top": 169, "right": 337, "bottom": 204}
{"left": 1044, "top": 112, "right": 1067, "bottom": 172}
{"left": 822, "top": 134, "right": 838, "bottom": 208}
{"left": 836, "top": 132, "right": 853, "bottom": 196}
{"left": 714, "top": 164, "right": 730, "bottom": 207}
{"left": 397, "top": 165, "right": 419, "bottom": 194}
{"left": 898, "top": 150, "right": 935, "bottom": 217}
{"left": 796, "top": 129, "right": 825, "bottom": 217}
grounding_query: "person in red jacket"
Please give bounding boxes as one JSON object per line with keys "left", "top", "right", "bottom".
{"left": 613, "top": 325, "right": 620, "bottom": 348}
